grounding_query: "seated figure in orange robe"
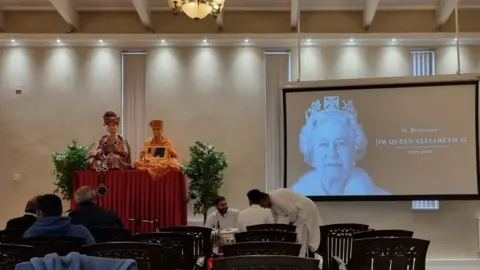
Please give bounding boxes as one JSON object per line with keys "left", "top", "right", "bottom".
{"left": 134, "top": 120, "right": 181, "bottom": 180}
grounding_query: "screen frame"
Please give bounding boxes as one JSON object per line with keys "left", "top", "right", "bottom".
{"left": 282, "top": 79, "right": 480, "bottom": 201}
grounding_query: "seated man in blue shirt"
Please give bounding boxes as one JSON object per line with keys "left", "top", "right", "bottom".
{"left": 23, "top": 194, "right": 95, "bottom": 244}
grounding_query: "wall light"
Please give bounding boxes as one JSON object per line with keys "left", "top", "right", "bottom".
{"left": 98, "top": 39, "right": 104, "bottom": 43}
{"left": 161, "top": 39, "right": 166, "bottom": 43}
{"left": 244, "top": 39, "right": 249, "bottom": 43}
{"left": 56, "top": 39, "right": 61, "bottom": 43}
{"left": 454, "top": 38, "right": 458, "bottom": 41}
{"left": 392, "top": 38, "right": 396, "bottom": 42}
{"left": 306, "top": 38, "right": 311, "bottom": 42}
{"left": 349, "top": 38, "right": 354, "bottom": 42}
{"left": 202, "top": 39, "right": 207, "bottom": 43}
{"left": 10, "top": 39, "right": 15, "bottom": 43}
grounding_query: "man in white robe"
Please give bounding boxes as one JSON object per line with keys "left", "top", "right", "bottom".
{"left": 256, "top": 188, "right": 323, "bottom": 257}
{"left": 205, "top": 196, "right": 239, "bottom": 231}
{"left": 237, "top": 190, "right": 274, "bottom": 232}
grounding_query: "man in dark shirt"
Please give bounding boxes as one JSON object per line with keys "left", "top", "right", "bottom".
{"left": 69, "top": 186, "right": 123, "bottom": 229}
{"left": 5, "top": 196, "right": 39, "bottom": 231}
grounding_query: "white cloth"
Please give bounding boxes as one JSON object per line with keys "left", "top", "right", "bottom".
{"left": 205, "top": 208, "right": 240, "bottom": 231}
{"left": 237, "top": 204, "right": 274, "bottom": 232}
{"left": 269, "top": 188, "right": 323, "bottom": 257}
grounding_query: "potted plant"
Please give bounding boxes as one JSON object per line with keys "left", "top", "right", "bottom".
{"left": 52, "top": 141, "right": 90, "bottom": 201}
{"left": 182, "top": 141, "right": 228, "bottom": 224}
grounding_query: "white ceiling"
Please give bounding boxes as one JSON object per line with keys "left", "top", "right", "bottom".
{"left": 1, "top": 0, "right": 480, "bottom": 11}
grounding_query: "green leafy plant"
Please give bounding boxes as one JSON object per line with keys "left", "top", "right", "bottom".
{"left": 52, "top": 141, "right": 91, "bottom": 201}
{"left": 183, "top": 141, "right": 228, "bottom": 223}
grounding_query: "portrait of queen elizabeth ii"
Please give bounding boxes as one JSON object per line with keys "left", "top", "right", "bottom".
{"left": 291, "top": 96, "right": 389, "bottom": 196}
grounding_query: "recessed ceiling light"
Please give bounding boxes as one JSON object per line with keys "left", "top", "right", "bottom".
{"left": 202, "top": 39, "right": 207, "bottom": 43}
{"left": 161, "top": 39, "right": 165, "bottom": 43}
{"left": 98, "top": 39, "right": 104, "bottom": 43}
{"left": 10, "top": 39, "right": 15, "bottom": 43}
{"left": 245, "top": 39, "right": 249, "bottom": 43}
{"left": 349, "top": 38, "right": 354, "bottom": 42}
{"left": 392, "top": 38, "right": 396, "bottom": 42}
{"left": 56, "top": 39, "right": 61, "bottom": 43}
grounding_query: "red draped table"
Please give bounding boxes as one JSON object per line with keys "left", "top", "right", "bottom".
{"left": 72, "top": 170, "right": 187, "bottom": 233}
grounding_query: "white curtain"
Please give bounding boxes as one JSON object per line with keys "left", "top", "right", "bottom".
{"left": 122, "top": 53, "right": 147, "bottom": 162}
{"left": 265, "top": 52, "right": 290, "bottom": 192}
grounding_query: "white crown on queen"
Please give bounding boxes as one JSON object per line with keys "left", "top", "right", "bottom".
{"left": 305, "top": 96, "right": 358, "bottom": 122}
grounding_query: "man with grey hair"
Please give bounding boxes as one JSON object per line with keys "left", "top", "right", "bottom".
{"left": 69, "top": 186, "right": 123, "bottom": 229}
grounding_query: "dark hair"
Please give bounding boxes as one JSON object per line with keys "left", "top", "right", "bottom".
{"left": 37, "top": 194, "right": 63, "bottom": 217}
{"left": 24, "top": 197, "right": 39, "bottom": 214}
{"left": 103, "top": 111, "right": 117, "bottom": 119}
{"left": 247, "top": 189, "right": 266, "bottom": 204}
{"left": 214, "top": 196, "right": 226, "bottom": 206}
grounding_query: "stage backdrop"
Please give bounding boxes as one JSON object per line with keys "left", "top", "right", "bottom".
{"left": 284, "top": 82, "right": 478, "bottom": 197}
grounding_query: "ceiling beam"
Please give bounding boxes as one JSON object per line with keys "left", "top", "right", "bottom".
{"left": 48, "top": 0, "right": 79, "bottom": 31}
{"left": 363, "top": 0, "right": 380, "bottom": 30}
{"left": 290, "top": 0, "right": 299, "bottom": 31}
{"left": 436, "top": 0, "right": 458, "bottom": 27}
{"left": 216, "top": 13, "right": 224, "bottom": 32}
{"left": 131, "top": 0, "right": 154, "bottom": 31}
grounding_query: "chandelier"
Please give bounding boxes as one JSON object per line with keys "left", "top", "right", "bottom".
{"left": 168, "top": 0, "right": 225, "bottom": 20}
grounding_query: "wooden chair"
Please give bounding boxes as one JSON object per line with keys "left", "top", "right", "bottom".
{"left": 83, "top": 242, "right": 170, "bottom": 270}
{"left": 0, "top": 244, "right": 35, "bottom": 270}
{"left": 235, "top": 231, "right": 297, "bottom": 243}
{"left": 246, "top": 224, "right": 296, "bottom": 232}
{"left": 337, "top": 237, "right": 430, "bottom": 270}
{"left": 0, "top": 230, "right": 24, "bottom": 244}
{"left": 353, "top": 229, "right": 414, "bottom": 240}
{"left": 213, "top": 255, "right": 320, "bottom": 270}
{"left": 88, "top": 228, "right": 132, "bottom": 242}
{"left": 317, "top": 223, "right": 369, "bottom": 270}
{"left": 130, "top": 232, "right": 195, "bottom": 270}
{"left": 222, "top": 241, "right": 301, "bottom": 257}
{"left": 158, "top": 226, "right": 212, "bottom": 269}
{"left": 21, "top": 236, "right": 86, "bottom": 256}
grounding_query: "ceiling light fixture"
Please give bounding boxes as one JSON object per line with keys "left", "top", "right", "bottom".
{"left": 168, "top": 0, "right": 225, "bottom": 20}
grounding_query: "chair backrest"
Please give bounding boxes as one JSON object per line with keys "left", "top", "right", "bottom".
{"left": 21, "top": 236, "right": 86, "bottom": 256}
{"left": 246, "top": 224, "right": 296, "bottom": 232}
{"left": 222, "top": 241, "right": 301, "bottom": 257}
{"left": 0, "top": 230, "right": 24, "bottom": 244}
{"left": 349, "top": 237, "right": 430, "bottom": 270}
{"left": 130, "top": 232, "right": 195, "bottom": 270}
{"left": 318, "top": 223, "right": 369, "bottom": 270}
{"left": 88, "top": 228, "right": 132, "bottom": 242}
{"left": 213, "top": 255, "right": 320, "bottom": 270}
{"left": 83, "top": 242, "right": 170, "bottom": 270}
{"left": 0, "top": 244, "right": 35, "bottom": 270}
{"left": 235, "top": 231, "right": 297, "bottom": 243}
{"left": 353, "top": 229, "right": 414, "bottom": 240}
{"left": 158, "top": 226, "right": 212, "bottom": 260}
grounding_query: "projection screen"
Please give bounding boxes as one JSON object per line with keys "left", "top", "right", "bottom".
{"left": 282, "top": 77, "right": 480, "bottom": 201}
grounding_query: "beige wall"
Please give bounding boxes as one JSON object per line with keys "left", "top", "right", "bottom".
{"left": 0, "top": 45, "right": 479, "bottom": 259}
